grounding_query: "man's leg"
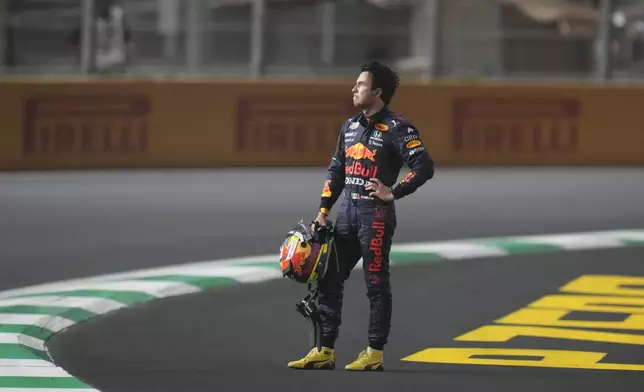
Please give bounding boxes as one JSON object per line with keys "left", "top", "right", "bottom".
{"left": 345, "top": 202, "right": 396, "bottom": 371}
{"left": 318, "top": 202, "right": 361, "bottom": 349}
{"left": 361, "top": 203, "right": 396, "bottom": 350}
{"left": 287, "top": 200, "right": 361, "bottom": 370}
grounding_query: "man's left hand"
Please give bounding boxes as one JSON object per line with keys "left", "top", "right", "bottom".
{"left": 365, "top": 178, "right": 394, "bottom": 202}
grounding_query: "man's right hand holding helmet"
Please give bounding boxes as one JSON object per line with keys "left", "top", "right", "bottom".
{"left": 312, "top": 208, "right": 329, "bottom": 232}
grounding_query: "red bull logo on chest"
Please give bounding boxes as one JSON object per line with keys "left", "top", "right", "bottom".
{"left": 345, "top": 161, "right": 378, "bottom": 178}
{"left": 345, "top": 143, "right": 377, "bottom": 162}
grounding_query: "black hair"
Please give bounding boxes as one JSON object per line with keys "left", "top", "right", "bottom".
{"left": 360, "top": 61, "right": 400, "bottom": 106}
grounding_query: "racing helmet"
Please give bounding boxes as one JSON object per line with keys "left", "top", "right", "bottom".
{"left": 279, "top": 220, "right": 334, "bottom": 284}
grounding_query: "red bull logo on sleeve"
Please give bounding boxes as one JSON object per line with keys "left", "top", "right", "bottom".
{"left": 321, "top": 180, "right": 332, "bottom": 197}
{"left": 345, "top": 143, "right": 377, "bottom": 162}
{"left": 401, "top": 171, "right": 416, "bottom": 183}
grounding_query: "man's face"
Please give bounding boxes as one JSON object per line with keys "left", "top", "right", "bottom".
{"left": 352, "top": 71, "right": 379, "bottom": 108}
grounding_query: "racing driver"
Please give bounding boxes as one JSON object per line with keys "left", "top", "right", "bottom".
{"left": 287, "top": 61, "right": 434, "bottom": 371}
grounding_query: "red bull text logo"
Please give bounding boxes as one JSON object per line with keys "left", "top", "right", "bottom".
{"left": 369, "top": 220, "right": 386, "bottom": 272}
{"left": 345, "top": 161, "right": 378, "bottom": 178}
{"left": 345, "top": 143, "right": 376, "bottom": 162}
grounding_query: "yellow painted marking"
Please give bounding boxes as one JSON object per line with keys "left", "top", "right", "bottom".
{"left": 528, "top": 295, "right": 644, "bottom": 314}
{"left": 401, "top": 348, "right": 644, "bottom": 371}
{"left": 402, "top": 275, "right": 644, "bottom": 371}
{"left": 455, "top": 324, "right": 644, "bottom": 345}
{"left": 561, "top": 275, "right": 644, "bottom": 297}
{"left": 496, "top": 308, "right": 644, "bottom": 330}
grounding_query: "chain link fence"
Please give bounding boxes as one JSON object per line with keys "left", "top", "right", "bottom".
{"left": 1, "top": 0, "right": 643, "bottom": 82}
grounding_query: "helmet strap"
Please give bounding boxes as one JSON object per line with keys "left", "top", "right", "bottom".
{"left": 296, "top": 281, "right": 322, "bottom": 351}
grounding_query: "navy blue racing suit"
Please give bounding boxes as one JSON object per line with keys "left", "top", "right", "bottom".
{"left": 317, "top": 106, "right": 434, "bottom": 350}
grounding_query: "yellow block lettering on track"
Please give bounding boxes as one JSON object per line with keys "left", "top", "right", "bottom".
{"left": 528, "top": 294, "right": 644, "bottom": 314}
{"left": 401, "top": 348, "right": 644, "bottom": 371}
{"left": 401, "top": 275, "right": 644, "bottom": 371}
{"left": 496, "top": 308, "right": 644, "bottom": 330}
{"left": 561, "top": 275, "right": 644, "bottom": 297}
{"left": 455, "top": 324, "right": 644, "bottom": 345}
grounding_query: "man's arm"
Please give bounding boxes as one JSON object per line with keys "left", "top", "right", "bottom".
{"left": 318, "top": 128, "right": 346, "bottom": 216}
{"left": 391, "top": 123, "right": 434, "bottom": 200}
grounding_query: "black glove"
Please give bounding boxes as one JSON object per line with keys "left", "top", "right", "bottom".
{"left": 311, "top": 220, "right": 334, "bottom": 244}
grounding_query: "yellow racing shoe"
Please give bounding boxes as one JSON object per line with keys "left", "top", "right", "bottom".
{"left": 287, "top": 347, "right": 335, "bottom": 370}
{"left": 344, "top": 347, "right": 384, "bottom": 371}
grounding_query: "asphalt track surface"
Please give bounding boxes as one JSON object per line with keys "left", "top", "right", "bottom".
{"left": 2, "top": 167, "right": 644, "bottom": 391}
